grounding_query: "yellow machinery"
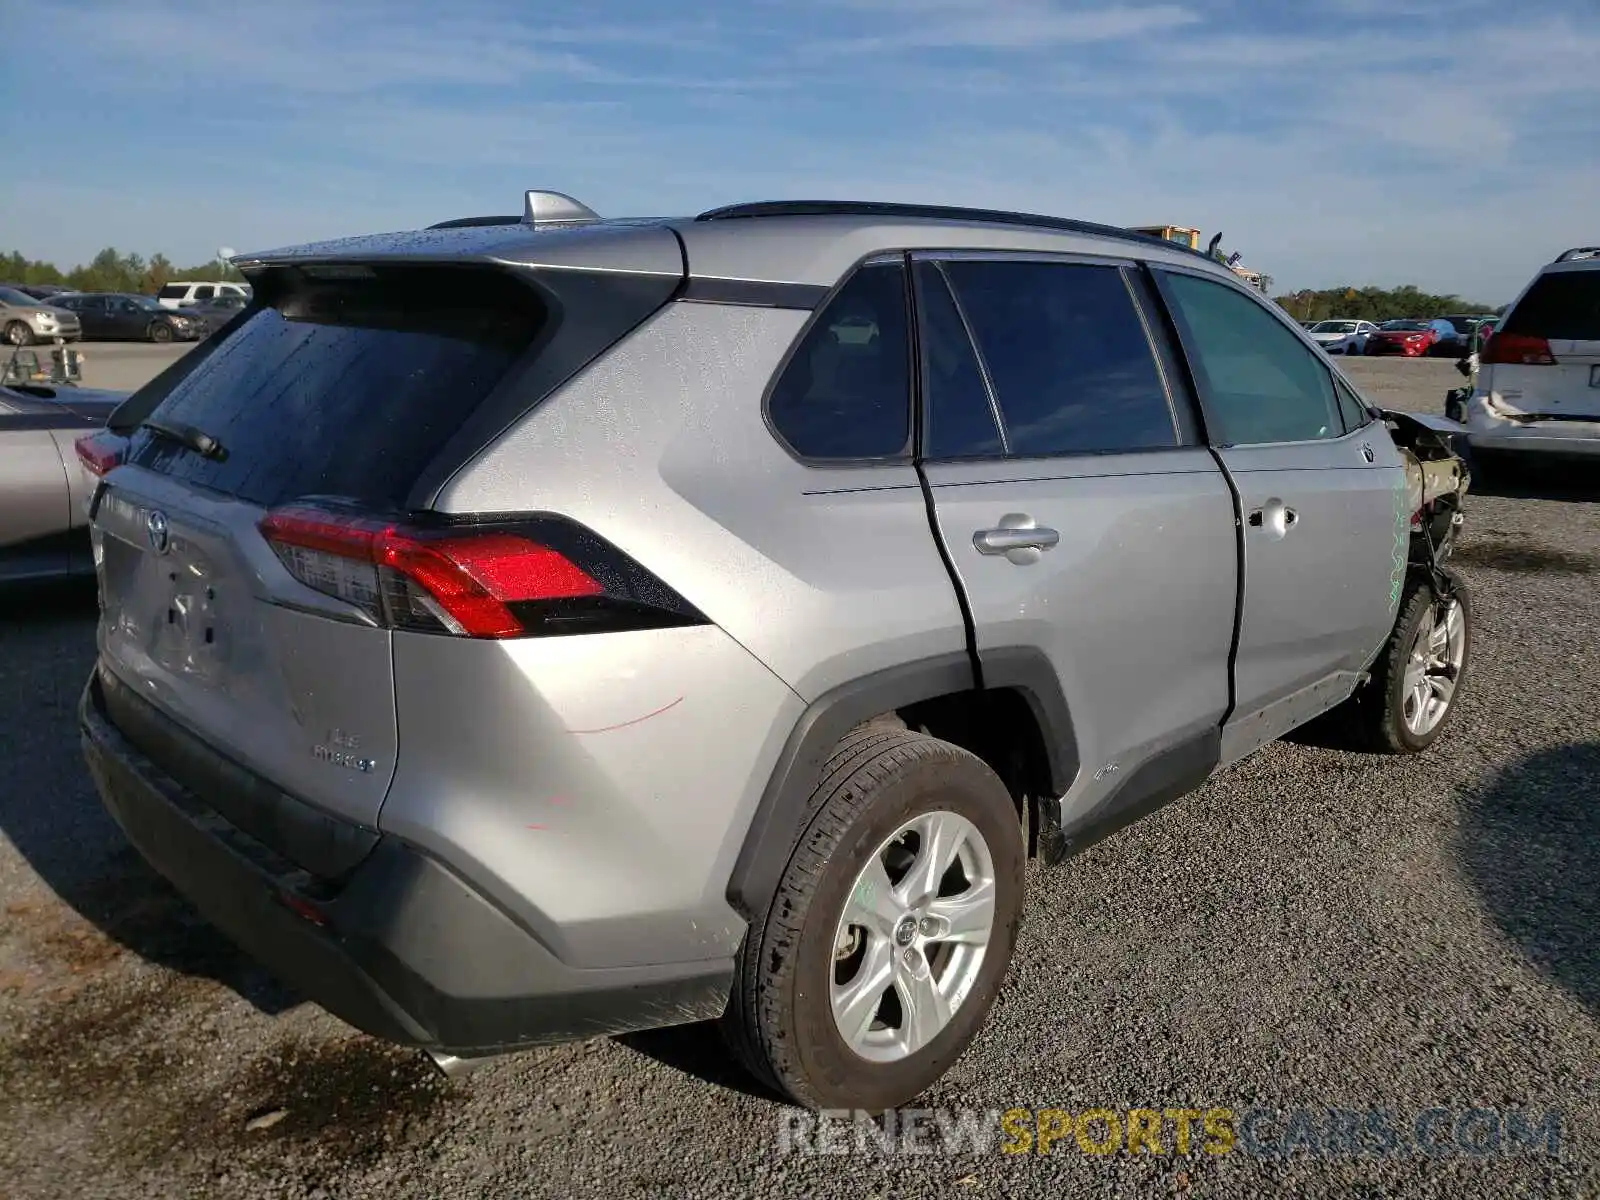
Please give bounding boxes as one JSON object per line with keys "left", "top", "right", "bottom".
{"left": 1132, "top": 224, "right": 1272, "bottom": 294}
{"left": 1132, "top": 225, "right": 1202, "bottom": 251}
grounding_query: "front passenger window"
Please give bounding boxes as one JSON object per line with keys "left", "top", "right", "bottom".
{"left": 1158, "top": 271, "right": 1342, "bottom": 446}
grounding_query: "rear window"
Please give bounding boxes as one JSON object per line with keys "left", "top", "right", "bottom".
{"left": 1501, "top": 270, "right": 1600, "bottom": 340}
{"left": 126, "top": 266, "right": 546, "bottom": 508}
{"left": 157, "top": 284, "right": 188, "bottom": 299}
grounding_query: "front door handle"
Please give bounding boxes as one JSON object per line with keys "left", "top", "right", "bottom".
{"left": 1246, "top": 499, "right": 1298, "bottom": 539}
{"left": 973, "top": 514, "right": 1059, "bottom": 565}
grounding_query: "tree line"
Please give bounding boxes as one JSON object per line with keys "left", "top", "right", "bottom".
{"left": 1272, "top": 285, "right": 1502, "bottom": 324}
{"left": 2, "top": 248, "right": 248, "bottom": 295}
{"left": 4, "top": 247, "right": 1503, "bottom": 324}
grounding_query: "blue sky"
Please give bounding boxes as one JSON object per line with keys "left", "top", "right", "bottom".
{"left": 7, "top": 0, "right": 1596, "bottom": 301}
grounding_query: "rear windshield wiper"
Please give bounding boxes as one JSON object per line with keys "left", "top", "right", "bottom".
{"left": 138, "top": 417, "right": 228, "bottom": 462}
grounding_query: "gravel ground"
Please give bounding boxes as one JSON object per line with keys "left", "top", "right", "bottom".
{"left": 1, "top": 357, "right": 1596, "bottom": 1198}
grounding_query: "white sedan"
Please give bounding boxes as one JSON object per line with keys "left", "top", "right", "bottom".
{"left": 1307, "top": 318, "right": 1378, "bottom": 355}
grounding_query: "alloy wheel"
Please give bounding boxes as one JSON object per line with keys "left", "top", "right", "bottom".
{"left": 829, "top": 810, "right": 996, "bottom": 1062}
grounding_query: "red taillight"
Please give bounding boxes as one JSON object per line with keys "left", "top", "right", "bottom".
{"left": 259, "top": 506, "right": 609, "bottom": 639}
{"left": 1481, "top": 332, "right": 1554, "bottom": 365}
{"left": 279, "top": 892, "right": 328, "bottom": 926}
{"left": 74, "top": 430, "right": 126, "bottom": 477}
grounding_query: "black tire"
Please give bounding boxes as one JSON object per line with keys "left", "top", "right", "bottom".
{"left": 722, "top": 726, "right": 1025, "bottom": 1112}
{"left": 1335, "top": 570, "right": 1473, "bottom": 753}
{"left": 148, "top": 321, "right": 173, "bottom": 344}
{"left": 4, "top": 320, "right": 33, "bottom": 347}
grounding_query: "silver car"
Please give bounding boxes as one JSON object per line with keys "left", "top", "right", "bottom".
{"left": 0, "top": 382, "right": 126, "bottom": 582}
{"left": 0, "top": 285, "right": 82, "bottom": 346}
{"left": 79, "top": 192, "right": 1474, "bottom": 1111}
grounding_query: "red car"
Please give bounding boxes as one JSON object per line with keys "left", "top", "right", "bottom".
{"left": 1364, "top": 319, "right": 1442, "bottom": 357}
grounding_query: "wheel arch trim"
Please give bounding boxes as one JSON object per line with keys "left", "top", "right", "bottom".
{"left": 725, "top": 648, "right": 1077, "bottom": 922}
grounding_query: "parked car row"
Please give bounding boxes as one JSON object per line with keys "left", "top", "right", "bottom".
{"left": 1302, "top": 314, "right": 1499, "bottom": 358}
{"left": 0, "top": 280, "right": 250, "bottom": 345}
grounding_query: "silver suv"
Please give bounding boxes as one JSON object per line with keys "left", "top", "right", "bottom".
{"left": 77, "top": 193, "right": 1475, "bottom": 1112}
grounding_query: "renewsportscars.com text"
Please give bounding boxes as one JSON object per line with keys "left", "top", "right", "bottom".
{"left": 775, "top": 1106, "right": 1564, "bottom": 1159}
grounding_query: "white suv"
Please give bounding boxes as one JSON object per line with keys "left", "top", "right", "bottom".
{"left": 155, "top": 281, "right": 250, "bottom": 310}
{"left": 1466, "top": 247, "right": 1600, "bottom": 463}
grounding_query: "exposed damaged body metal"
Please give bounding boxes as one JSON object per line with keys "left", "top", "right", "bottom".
{"left": 1386, "top": 408, "right": 1472, "bottom": 589}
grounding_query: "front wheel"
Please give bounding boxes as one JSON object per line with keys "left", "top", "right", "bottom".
{"left": 148, "top": 321, "right": 173, "bottom": 344}
{"left": 1337, "top": 571, "right": 1473, "bottom": 753}
{"left": 723, "top": 727, "right": 1024, "bottom": 1111}
{"left": 4, "top": 320, "right": 32, "bottom": 347}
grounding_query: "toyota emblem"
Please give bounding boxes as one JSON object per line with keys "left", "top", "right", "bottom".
{"left": 146, "top": 509, "right": 170, "bottom": 554}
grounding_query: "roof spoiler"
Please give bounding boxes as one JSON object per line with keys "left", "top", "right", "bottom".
{"left": 1554, "top": 246, "right": 1600, "bottom": 263}
{"left": 426, "top": 190, "right": 602, "bottom": 232}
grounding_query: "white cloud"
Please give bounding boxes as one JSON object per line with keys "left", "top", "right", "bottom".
{"left": 816, "top": 1, "right": 1200, "bottom": 50}
{"left": 3, "top": 0, "right": 1593, "bottom": 299}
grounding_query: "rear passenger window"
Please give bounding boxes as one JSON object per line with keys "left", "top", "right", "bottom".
{"left": 193, "top": 285, "right": 215, "bottom": 300}
{"left": 767, "top": 261, "right": 911, "bottom": 460}
{"left": 937, "top": 260, "right": 1179, "bottom": 458}
{"left": 1158, "top": 271, "right": 1341, "bottom": 445}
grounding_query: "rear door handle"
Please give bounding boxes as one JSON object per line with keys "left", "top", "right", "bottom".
{"left": 973, "top": 514, "right": 1059, "bottom": 565}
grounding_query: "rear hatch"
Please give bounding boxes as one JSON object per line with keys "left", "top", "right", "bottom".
{"left": 89, "top": 262, "right": 610, "bottom": 829}
{"left": 1482, "top": 266, "right": 1600, "bottom": 420}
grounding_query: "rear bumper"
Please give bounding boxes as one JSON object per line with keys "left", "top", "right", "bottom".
{"left": 1467, "top": 399, "right": 1600, "bottom": 458}
{"left": 1468, "top": 432, "right": 1600, "bottom": 458}
{"left": 79, "top": 667, "right": 733, "bottom": 1055}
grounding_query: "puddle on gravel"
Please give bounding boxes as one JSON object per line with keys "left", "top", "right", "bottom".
{"left": 1452, "top": 541, "right": 1596, "bottom": 574}
{"left": 0, "top": 971, "right": 458, "bottom": 1177}
{"left": 198, "top": 1038, "right": 453, "bottom": 1166}
{"left": 1, "top": 896, "right": 459, "bottom": 1184}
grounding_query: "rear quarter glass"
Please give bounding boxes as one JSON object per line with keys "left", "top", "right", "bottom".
{"left": 124, "top": 265, "right": 546, "bottom": 509}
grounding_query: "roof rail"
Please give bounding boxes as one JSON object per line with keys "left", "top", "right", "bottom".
{"left": 1554, "top": 246, "right": 1600, "bottom": 262}
{"left": 694, "top": 200, "right": 1207, "bottom": 258}
{"left": 426, "top": 215, "right": 522, "bottom": 230}
{"left": 424, "top": 191, "right": 602, "bottom": 232}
